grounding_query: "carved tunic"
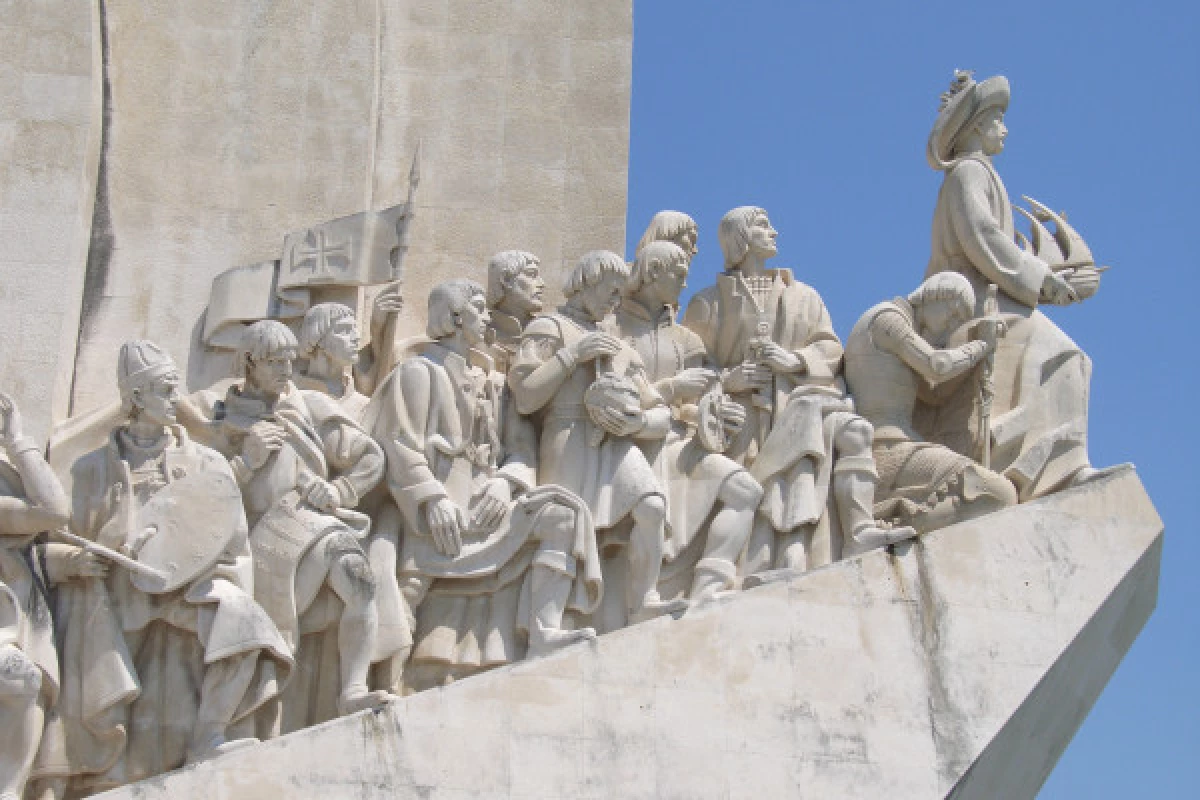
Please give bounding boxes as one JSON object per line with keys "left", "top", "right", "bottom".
{"left": 925, "top": 156, "right": 1091, "bottom": 500}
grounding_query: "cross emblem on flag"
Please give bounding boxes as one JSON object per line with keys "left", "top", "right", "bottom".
{"left": 289, "top": 229, "right": 352, "bottom": 282}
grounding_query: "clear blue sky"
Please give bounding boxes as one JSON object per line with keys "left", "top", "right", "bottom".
{"left": 625, "top": 2, "right": 1198, "bottom": 795}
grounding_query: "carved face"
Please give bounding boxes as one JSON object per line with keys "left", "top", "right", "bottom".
{"left": 747, "top": 213, "right": 778, "bottom": 259}
{"left": 975, "top": 107, "right": 1007, "bottom": 156}
{"left": 918, "top": 300, "right": 968, "bottom": 347}
{"left": 580, "top": 270, "right": 626, "bottom": 321}
{"left": 247, "top": 351, "right": 293, "bottom": 396}
{"left": 135, "top": 373, "right": 181, "bottom": 427}
{"left": 456, "top": 293, "right": 491, "bottom": 347}
{"left": 321, "top": 317, "right": 360, "bottom": 368}
{"left": 505, "top": 260, "right": 546, "bottom": 317}
{"left": 651, "top": 261, "right": 689, "bottom": 307}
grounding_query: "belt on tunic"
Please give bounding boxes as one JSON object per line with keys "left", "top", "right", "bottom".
{"left": 546, "top": 403, "right": 589, "bottom": 421}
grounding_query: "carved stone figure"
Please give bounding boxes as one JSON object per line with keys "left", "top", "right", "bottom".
{"left": 635, "top": 210, "right": 699, "bottom": 259}
{"left": 923, "top": 72, "right": 1119, "bottom": 500}
{"left": 683, "top": 207, "right": 914, "bottom": 573}
{"left": 295, "top": 302, "right": 372, "bottom": 419}
{"left": 510, "top": 251, "right": 688, "bottom": 625}
{"left": 614, "top": 241, "right": 762, "bottom": 602}
{"left": 845, "top": 273, "right": 1018, "bottom": 532}
{"left": 365, "top": 280, "right": 601, "bottom": 692}
{"left": 0, "top": 394, "right": 81, "bottom": 800}
{"left": 186, "top": 322, "right": 390, "bottom": 733}
{"left": 485, "top": 251, "right": 546, "bottom": 375}
{"left": 40, "top": 342, "right": 293, "bottom": 795}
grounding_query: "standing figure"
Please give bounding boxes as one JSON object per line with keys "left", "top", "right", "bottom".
{"left": 510, "top": 251, "right": 688, "bottom": 626}
{"left": 0, "top": 394, "right": 85, "bottom": 800}
{"left": 923, "top": 71, "right": 1118, "bottom": 500}
{"left": 189, "top": 321, "right": 390, "bottom": 733}
{"left": 614, "top": 241, "right": 762, "bottom": 602}
{"left": 295, "top": 303, "right": 372, "bottom": 420}
{"left": 485, "top": 250, "right": 546, "bottom": 374}
{"left": 683, "top": 207, "right": 913, "bottom": 574}
{"left": 366, "top": 280, "right": 601, "bottom": 692}
{"left": 845, "top": 273, "right": 1017, "bottom": 532}
{"left": 46, "top": 342, "right": 292, "bottom": 795}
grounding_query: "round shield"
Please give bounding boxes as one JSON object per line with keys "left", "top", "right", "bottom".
{"left": 130, "top": 467, "right": 245, "bottom": 594}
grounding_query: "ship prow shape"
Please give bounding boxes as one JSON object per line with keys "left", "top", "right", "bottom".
{"left": 97, "top": 467, "right": 1160, "bottom": 800}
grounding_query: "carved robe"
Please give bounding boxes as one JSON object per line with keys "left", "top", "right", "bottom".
{"left": 40, "top": 426, "right": 292, "bottom": 793}
{"left": 923, "top": 155, "right": 1092, "bottom": 501}
{"left": 365, "top": 342, "right": 601, "bottom": 671}
{"left": 683, "top": 269, "right": 865, "bottom": 536}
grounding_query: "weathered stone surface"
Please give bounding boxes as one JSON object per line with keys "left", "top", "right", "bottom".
{"left": 5, "top": 0, "right": 632, "bottom": 433}
{"left": 93, "top": 467, "right": 1160, "bottom": 799}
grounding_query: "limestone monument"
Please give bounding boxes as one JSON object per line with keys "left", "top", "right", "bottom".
{"left": 0, "top": 1, "right": 1160, "bottom": 795}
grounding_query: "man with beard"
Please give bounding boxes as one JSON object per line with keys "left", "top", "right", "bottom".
{"left": 845, "top": 273, "right": 1017, "bottom": 533}
{"left": 485, "top": 250, "right": 547, "bottom": 374}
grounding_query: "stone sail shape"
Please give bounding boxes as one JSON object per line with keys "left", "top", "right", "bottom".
{"left": 93, "top": 468, "right": 1160, "bottom": 799}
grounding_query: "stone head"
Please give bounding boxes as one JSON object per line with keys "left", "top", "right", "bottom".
{"left": 428, "top": 279, "right": 490, "bottom": 347}
{"left": 486, "top": 250, "right": 544, "bottom": 319}
{"left": 628, "top": 241, "right": 690, "bottom": 307}
{"left": 908, "top": 272, "right": 975, "bottom": 346}
{"left": 117, "top": 339, "right": 181, "bottom": 427}
{"left": 636, "top": 211, "right": 698, "bottom": 259}
{"left": 236, "top": 320, "right": 297, "bottom": 397}
{"left": 719, "top": 206, "right": 777, "bottom": 269}
{"left": 564, "top": 250, "right": 629, "bottom": 321}
{"left": 299, "top": 303, "right": 360, "bottom": 369}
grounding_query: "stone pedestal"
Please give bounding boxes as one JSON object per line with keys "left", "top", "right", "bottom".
{"left": 94, "top": 467, "right": 1161, "bottom": 800}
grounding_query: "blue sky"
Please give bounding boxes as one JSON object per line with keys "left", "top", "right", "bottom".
{"left": 625, "top": 2, "right": 1198, "bottom": 795}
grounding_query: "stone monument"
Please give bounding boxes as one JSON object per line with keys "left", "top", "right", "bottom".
{"left": 0, "top": 3, "right": 1160, "bottom": 797}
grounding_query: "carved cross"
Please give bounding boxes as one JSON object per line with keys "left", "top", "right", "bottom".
{"left": 291, "top": 230, "right": 351, "bottom": 281}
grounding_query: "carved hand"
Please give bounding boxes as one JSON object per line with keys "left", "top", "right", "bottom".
{"left": 0, "top": 391, "right": 23, "bottom": 446}
{"left": 426, "top": 496, "right": 465, "bottom": 557}
{"left": 1040, "top": 271, "right": 1079, "bottom": 306}
{"left": 571, "top": 332, "right": 623, "bottom": 363}
{"left": 719, "top": 398, "right": 746, "bottom": 437}
{"left": 306, "top": 478, "right": 342, "bottom": 512}
{"left": 722, "top": 364, "right": 771, "bottom": 394}
{"left": 758, "top": 341, "right": 802, "bottom": 374}
{"left": 64, "top": 548, "right": 109, "bottom": 579}
{"left": 242, "top": 421, "right": 286, "bottom": 469}
{"left": 122, "top": 525, "right": 157, "bottom": 558}
{"left": 670, "top": 368, "right": 717, "bottom": 402}
{"left": 472, "top": 478, "right": 512, "bottom": 533}
{"left": 593, "top": 406, "right": 645, "bottom": 437}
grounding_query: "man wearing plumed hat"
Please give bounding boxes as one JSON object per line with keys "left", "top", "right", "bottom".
{"left": 39, "top": 341, "right": 293, "bottom": 795}
{"left": 923, "top": 71, "right": 1120, "bottom": 500}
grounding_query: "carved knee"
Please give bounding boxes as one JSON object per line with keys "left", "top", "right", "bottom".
{"left": 834, "top": 417, "right": 874, "bottom": 456}
{"left": 0, "top": 645, "right": 41, "bottom": 702}
{"left": 720, "top": 470, "right": 764, "bottom": 511}
{"left": 334, "top": 552, "right": 377, "bottom": 606}
{"left": 536, "top": 503, "right": 577, "bottom": 552}
{"left": 633, "top": 494, "right": 667, "bottom": 526}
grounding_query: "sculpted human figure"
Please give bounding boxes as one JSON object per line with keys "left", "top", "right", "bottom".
{"left": 614, "top": 241, "right": 763, "bottom": 601}
{"left": 0, "top": 393, "right": 82, "bottom": 800}
{"left": 509, "top": 251, "right": 688, "bottom": 625}
{"left": 683, "top": 207, "right": 914, "bottom": 573}
{"left": 295, "top": 303, "right": 372, "bottom": 420}
{"left": 635, "top": 210, "right": 699, "bottom": 259}
{"left": 365, "top": 280, "right": 601, "bottom": 691}
{"left": 485, "top": 250, "right": 546, "bottom": 374}
{"left": 42, "top": 342, "right": 292, "bottom": 795}
{"left": 923, "top": 71, "right": 1118, "bottom": 500}
{"left": 845, "top": 273, "right": 1018, "bottom": 532}
{"left": 190, "top": 321, "right": 390, "bottom": 732}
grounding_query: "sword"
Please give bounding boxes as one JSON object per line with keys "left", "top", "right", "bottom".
{"left": 50, "top": 529, "right": 170, "bottom": 583}
{"left": 976, "top": 284, "right": 1005, "bottom": 469}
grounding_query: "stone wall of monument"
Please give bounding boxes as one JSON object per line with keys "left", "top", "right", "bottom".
{"left": 6, "top": 0, "right": 632, "bottom": 433}
{"left": 0, "top": 0, "right": 98, "bottom": 441}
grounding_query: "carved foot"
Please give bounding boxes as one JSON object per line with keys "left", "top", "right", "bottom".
{"left": 843, "top": 523, "right": 918, "bottom": 558}
{"left": 186, "top": 735, "right": 259, "bottom": 764}
{"left": 337, "top": 687, "right": 392, "bottom": 716}
{"left": 628, "top": 593, "right": 689, "bottom": 624}
{"left": 528, "top": 626, "right": 597, "bottom": 658}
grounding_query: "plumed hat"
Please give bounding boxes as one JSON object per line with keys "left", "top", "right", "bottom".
{"left": 926, "top": 71, "right": 1010, "bottom": 171}
{"left": 116, "top": 339, "right": 177, "bottom": 393}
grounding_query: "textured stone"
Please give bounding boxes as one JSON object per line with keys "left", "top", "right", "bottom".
{"left": 93, "top": 468, "right": 1161, "bottom": 799}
